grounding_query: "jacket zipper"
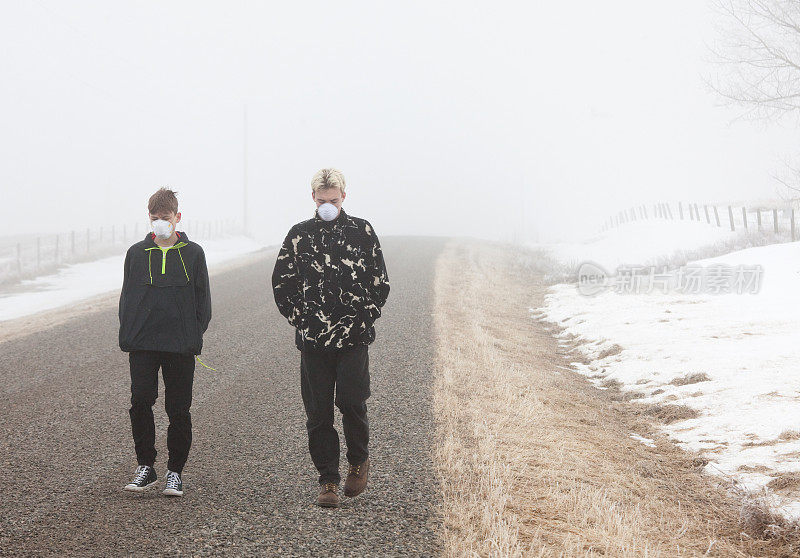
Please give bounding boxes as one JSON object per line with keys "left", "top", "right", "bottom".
{"left": 145, "top": 242, "right": 189, "bottom": 280}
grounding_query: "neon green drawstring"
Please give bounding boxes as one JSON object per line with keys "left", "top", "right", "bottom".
{"left": 176, "top": 247, "right": 190, "bottom": 282}
{"left": 145, "top": 242, "right": 188, "bottom": 279}
{"left": 195, "top": 355, "right": 217, "bottom": 371}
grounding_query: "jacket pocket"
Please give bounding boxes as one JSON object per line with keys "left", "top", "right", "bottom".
{"left": 173, "top": 288, "right": 196, "bottom": 353}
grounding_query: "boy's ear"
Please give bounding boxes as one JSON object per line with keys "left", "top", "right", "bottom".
{"left": 175, "top": 212, "right": 181, "bottom": 223}
{"left": 311, "top": 191, "right": 316, "bottom": 202}
{"left": 341, "top": 191, "right": 346, "bottom": 203}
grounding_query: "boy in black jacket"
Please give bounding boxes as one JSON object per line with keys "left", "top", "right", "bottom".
{"left": 119, "top": 188, "right": 211, "bottom": 497}
{"left": 272, "top": 168, "right": 390, "bottom": 508}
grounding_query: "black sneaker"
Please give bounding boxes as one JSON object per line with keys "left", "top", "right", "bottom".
{"left": 124, "top": 465, "right": 157, "bottom": 492}
{"left": 163, "top": 470, "right": 184, "bottom": 497}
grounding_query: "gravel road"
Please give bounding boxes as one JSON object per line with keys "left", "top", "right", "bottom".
{"left": 0, "top": 236, "right": 446, "bottom": 557}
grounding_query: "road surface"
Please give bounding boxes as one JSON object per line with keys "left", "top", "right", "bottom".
{"left": 0, "top": 236, "right": 446, "bottom": 557}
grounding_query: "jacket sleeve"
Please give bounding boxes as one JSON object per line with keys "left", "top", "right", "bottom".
{"left": 365, "top": 221, "right": 390, "bottom": 317}
{"left": 272, "top": 228, "right": 304, "bottom": 327}
{"left": 194, "top": 246, "right": 212, "bottom": 334}
{"left": 119, "top": 247, "right": 132, "bottom": 324}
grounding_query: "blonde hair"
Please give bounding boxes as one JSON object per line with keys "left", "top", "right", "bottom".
{"left": 311, "top": 168, "right": 346, "bottom": 194}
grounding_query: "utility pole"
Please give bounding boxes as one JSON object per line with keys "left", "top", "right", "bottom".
{"left": 242, "top": 103, "right": 249, "bottom": 236}
{"left": 519, "top": 175, "right": 526, "bottom": 245}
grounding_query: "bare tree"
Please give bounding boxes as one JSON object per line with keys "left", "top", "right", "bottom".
{"left": 771, "top": 157, "right": 800, "bottom": 196}
{"left": 708, "top": 0, "right": 800, "bottom": 201}
{"left": 708, "top": 0, "right": 800, "bottom": 119}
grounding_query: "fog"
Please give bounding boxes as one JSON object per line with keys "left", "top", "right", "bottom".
{"left": 1, "top": 1, "right": 797, "bottom": 244}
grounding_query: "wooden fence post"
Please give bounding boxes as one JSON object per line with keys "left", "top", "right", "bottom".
{"left": 773, "top": 209, "right": 779, "bottom": 233}
{"left": 714, "top": 206, "right": 720, "bottom": 227}
{"left": 666, "top": 203, "right": 673, "bottom": 219}
{"left": 704, "top": 205, "right": 710, "bottom": 224}
{"left": 678, "top": 202, "right": 683, "bottom": 220}
{"left": 729, "top": 206, "right": 736, "bottom": 231}
{"left": 757, "top": 209, "right": 762, "bottom": 231}
{"left": 742, "top": 207, "right": 748, "bottom": 230}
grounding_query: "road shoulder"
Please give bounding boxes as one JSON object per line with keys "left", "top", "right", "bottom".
{"left": 431, "top": 239, "right": 798, "bottom": 556}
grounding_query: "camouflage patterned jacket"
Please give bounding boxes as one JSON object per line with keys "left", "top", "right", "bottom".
{"left": 271, "top": 208, "right": 390, "bottom": 351}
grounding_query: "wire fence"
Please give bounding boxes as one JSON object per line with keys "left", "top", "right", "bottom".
{"left": 601, "top": 201, "right": 798, "bottom": 241}
{"left": 0, "top": 218, "right": 242, "bottom": 286}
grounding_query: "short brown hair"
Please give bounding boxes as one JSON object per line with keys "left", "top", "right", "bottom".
{"left": 148, "top": 187, "right": 179, "bottom": 215}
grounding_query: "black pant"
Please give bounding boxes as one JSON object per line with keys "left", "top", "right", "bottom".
{"left": 129, "top": 350, "right": 195, "bottom": 474}
{"left": 300, "top": 344, "right": 370, "bottom": 485}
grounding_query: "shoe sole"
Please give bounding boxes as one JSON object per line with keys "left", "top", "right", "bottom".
{"left": 163, "top": 488, "right": 184, "bottom": 497}
{"left": 316, "top": 500, "right": 339, "bottom": 508}
{"left": 343, "top": 485, "right": 366, "bottom": 498}
{"left": 124, "top": 480, "right": 158, "bottom": 492}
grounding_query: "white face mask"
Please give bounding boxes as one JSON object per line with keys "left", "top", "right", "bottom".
{"left": 317, "top": 202, "right": 339, "bottom": 221}
{"left": 151, "top": 219, "right": 174, "bottom": 239}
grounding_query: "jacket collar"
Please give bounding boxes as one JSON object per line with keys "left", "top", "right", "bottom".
{"left": 143, "top": 230, "right": 187, "bottom": 248}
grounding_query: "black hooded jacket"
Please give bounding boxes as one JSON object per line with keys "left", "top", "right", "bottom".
{"left": 119, "top": 231, "right": 212, "bottom": 355}
{"left": 272, "top": 208, "right": 390, "bottom": 352}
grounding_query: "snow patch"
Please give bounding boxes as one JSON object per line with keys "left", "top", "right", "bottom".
{"left": 537, "top": 237, "right": 800, "bottom": 521}
{"left": 0, "top": 235, "right": 267, "bottom": 322}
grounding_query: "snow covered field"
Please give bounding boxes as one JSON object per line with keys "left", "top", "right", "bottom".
{"left": 0, "top": 235, "right": 267, "bottom": 322}
{"left": 535, "top": 220, "right": 800, "bottom": 520}
{"left": 543, "top": 219, "right": 763, "bottom": 273}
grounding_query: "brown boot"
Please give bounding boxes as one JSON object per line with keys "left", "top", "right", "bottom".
{"left": 343, "top": 457, "right": 370, "bottom": 498}
{"left": 316, "top": 482, "right": 340, "bottom": 508}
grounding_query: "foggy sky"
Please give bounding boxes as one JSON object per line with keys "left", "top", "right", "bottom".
{"left": 1, "top": 1, "right": 797, "bottom": 244}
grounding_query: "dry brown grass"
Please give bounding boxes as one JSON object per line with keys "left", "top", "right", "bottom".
{"left": 597, "top": 344, "right": 624, "bottom": 360}
{"left": 768, "top": 473, "right": 800, "bottom": 492}
{"left": 431, "top": 239, "right": 800, "bottom": 557}
{"left": 638, "top": 403, "right": 701, "bottom": 425}
{"left": 669, "top": 373, "right": 712, "bottom": 386}
{"left": 736, "top": 488, "right": 800, "bottom": 541}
